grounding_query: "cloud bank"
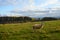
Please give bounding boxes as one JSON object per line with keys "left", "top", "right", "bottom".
{"left": 0, "top": 0, "right": 60, "bottom": 17}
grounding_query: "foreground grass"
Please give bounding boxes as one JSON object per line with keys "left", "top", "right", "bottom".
{"left": 0, "top": 20, "right": 60, "bottom": 40}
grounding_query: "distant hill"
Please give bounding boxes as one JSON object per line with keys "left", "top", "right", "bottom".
{"left": 41, "top": 17, "right": 58, "bottom": 21}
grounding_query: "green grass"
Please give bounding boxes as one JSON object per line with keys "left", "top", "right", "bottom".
{"left": 0, "top": 20, "right": 60, "bottom": 40}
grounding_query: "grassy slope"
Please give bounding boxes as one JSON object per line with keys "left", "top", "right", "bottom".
{"left": 0, "top": 20, "right": 60, "bottom": 40}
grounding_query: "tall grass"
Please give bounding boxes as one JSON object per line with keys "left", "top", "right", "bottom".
{"left": 0, "top": 20, "right": 60, "bottom": 40}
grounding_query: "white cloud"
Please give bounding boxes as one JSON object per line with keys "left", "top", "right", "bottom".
{"left": 0, "top": 0, "right": 60, "bottom": 17}
{"left": 0, "top": 0, "right": 27, "bottom": 6}
{"left": 6, "top": 12, "right": 23, "bottom": 17}
{"left": 0, "top": 0, "right": 59, "bottom": 10}
{"left": 39, "top": 0, "right": 58, "bottom": 8}
{"left": 15, "top": 0, "right": 59, "bottom": 11}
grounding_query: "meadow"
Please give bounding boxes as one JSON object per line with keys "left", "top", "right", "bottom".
{"left": 0, "top": 20, "right": 60, "bottom": 40}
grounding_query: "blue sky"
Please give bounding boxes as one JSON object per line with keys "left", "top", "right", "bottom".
{"left": 0, "top": 0, "right": 60, "bottom": 17}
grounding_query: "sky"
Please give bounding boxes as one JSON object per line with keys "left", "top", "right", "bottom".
{"left": 0, "top": 0, "right": 60, "bottom": 17}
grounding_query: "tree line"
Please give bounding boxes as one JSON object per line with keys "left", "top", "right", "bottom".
{"left": 0, "top": 16, "right": 59, "bottom": 24}
{"left": 0, "top": 16, "right": 32, "bottom": 23}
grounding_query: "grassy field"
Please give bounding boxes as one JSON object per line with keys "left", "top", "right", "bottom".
{"left": 0, "top": 20, "right": 60, "bottom": 40}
